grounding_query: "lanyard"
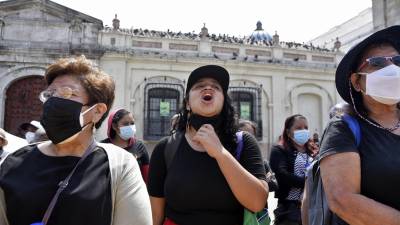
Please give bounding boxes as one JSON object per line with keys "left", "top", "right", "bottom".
{"left": 36, "top": 140, "right": 97, "bottom": 225}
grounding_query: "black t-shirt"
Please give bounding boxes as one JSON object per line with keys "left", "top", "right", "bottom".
{"left": 320, "top": 117, "right": 400, "bottom": 210}
{"left": 148, "top": 132, "right": 266, "bottom": 225}
{"left": 0, "top": 145, "right": 112, "bottom": 225}
{"left": 101, "top": 138, "right": 149, "bottom": 167}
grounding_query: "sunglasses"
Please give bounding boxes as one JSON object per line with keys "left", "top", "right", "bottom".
{"left": 357, "top": 55, "right": 400, "bottom": 72}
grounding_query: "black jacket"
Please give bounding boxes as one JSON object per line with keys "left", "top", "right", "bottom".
{"left": 264, "top": 160, "right": 279, "bottom": 192}
{"left": 269, "top": 145, "right": 305, "bottom": 201}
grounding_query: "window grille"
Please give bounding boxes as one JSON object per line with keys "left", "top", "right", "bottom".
{"left": 144, "top": 82, "right": 184, "bottom": 140}
{"left": 229, "top": 86, "right": 262, "bottom": 139}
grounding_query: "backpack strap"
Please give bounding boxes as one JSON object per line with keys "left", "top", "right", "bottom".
{"left": 235, "top": 131, "right": 244, "bottom": 160}
{"left": 164, "top": 131, "right": 184, "bottom": 169}
{"left": 342, "top": 114, "right": 361, "bottom": 147}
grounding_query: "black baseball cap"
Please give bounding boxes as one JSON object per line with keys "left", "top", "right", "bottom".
{"left": 186, "top": 65, "right": 230, "bottom": 95}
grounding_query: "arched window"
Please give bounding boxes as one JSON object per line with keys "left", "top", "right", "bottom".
{"left": 229, "top": 86, "right": 262, "bottom": 139}
{"left": 144, "top": 82, "right": 183, "bottom": 140}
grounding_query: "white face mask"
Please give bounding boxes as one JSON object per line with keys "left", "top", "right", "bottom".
{"left": 25, "top": 131, "right": 36, "bottom": 143}
{"left": 364, "top": 64, "right": 400, "bottom": 105}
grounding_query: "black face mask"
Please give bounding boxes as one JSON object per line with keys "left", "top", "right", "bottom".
{"left": 188, "top": 113, "right": 222, "bottom": 131}
{"left": 41, "top": 97, "right": 89, "bottom": 144}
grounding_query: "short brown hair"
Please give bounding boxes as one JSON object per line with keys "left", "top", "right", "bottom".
{"left": 45, "top": 55, "right": 115, "bottom": 129}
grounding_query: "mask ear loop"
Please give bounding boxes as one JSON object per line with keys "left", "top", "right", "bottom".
{"left": 80, "top": 104, "right": 98, "bottom": 129}
{"left": 349, "top": 79, "right": 365, "bottom": 119}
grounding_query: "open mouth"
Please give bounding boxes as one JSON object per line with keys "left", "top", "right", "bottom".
{"left": 202, "top": 94, "right": 213, "bottom": 101}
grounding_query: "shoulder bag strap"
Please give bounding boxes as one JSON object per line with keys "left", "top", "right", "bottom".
{"left": 41, "top": 140, "right": 97, "bottom": 225}
{"left": 342, "top": 114, "right": 361, "bottom": 147}
{"left": 235, "top": 131, "right": 244, "bottom": 160}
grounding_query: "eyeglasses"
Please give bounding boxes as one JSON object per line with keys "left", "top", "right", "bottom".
{"left": 39, "top": 86, "right": 79, "bottom": 103}
{"left": 357, "top": 55, "right": 400, "bottom": 72}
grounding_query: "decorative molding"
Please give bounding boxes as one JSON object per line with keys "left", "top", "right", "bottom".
{"left": 169, "top": 43, "right": 198, "bottom": 51}
{"left": 212, "top": 46, "right": 239, "bottom": 54}
{"left": 312, "top": 55, "right": 334, "bottom": 62}
{"left": 245, "top": 49, "right": 271, "bottom": 57}
{"left": 132, "top": 40, "right": 162, "bottom": 48}
{"left": 283, "top": 52, "right": 306, "bottom": 60}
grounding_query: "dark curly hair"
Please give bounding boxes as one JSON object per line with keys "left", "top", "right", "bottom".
{"left": 176, "top": 93, "right": 238, "bottom": 152}
{"left": 281, "top": 114, "right": 312, "bottom": 155}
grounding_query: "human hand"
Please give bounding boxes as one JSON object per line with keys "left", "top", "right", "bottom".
{"left": 308, "top": 140, "right": 320, "bottom": 157}
{"left": 192, "top": 124, "right": 224, "bottom": 158}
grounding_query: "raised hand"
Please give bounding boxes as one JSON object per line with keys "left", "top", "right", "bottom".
{"left": 192, "top": 124, "right": 224, "bottom": 158}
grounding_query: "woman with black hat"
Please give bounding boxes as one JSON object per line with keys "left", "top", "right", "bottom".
{"left": 148, "top": 65, "right": 268, "bottom": 225}
{"left": 318, "top": 25, "right": 400, "bottom": 224}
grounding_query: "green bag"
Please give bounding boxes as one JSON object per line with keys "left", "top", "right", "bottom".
{"left": 235, "top": 132, "right": 271, "bottom": 225}
{"left": 243, "top": 208, "right": 271, "bottom": 225}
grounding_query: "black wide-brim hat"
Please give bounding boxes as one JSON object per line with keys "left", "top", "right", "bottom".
{"left": 336, "top": 25, "right": 400, "bottom": 104}
{"left": 186, "top": 65, "right": 230, "bottom": 95}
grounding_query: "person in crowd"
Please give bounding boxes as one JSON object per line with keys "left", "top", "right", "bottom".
{"left": 0, "top": 129, "right": 28, "bottom": 156}
{"left": 238, "top": 119, "right": 257, "bottom": 136}
{"left": 328, "top": 102, "right": 352, "bottom": 119}
{"left": 102, "top": 109, "right": 150, "bottom": 183}
{"left": 306, "top": 137, "right": 319, "bottom": 159}
{"left": 19, "top": 120, "right": 42, "bottom": 143}
{"left": 238, "top": 119, "right": 278, "bottom": 192}
{"left": 270, "top": 114, "right": 314, "bottom": 225}
{"left": 312, "top": 133, "right": 319, "bottom": 147}
{"left": 0, "top": 55, "right": 152, "bottom": 225}
{"left": 33, "top": 125, "right": 49, "bottom": 143}
{"left": 318, "top": 25, "right": 400, "bottom": 224}
{"left": 0, "top": 128, "right": 8, "bottom": 159}
{"left": 148, "top": 65, "right": 268, "bottom": 225}
{"left": 20, "top": 120, "right": 49, "bottom": 143}
{"left": 169, "top": 113, "right": 180, "bottom": 134}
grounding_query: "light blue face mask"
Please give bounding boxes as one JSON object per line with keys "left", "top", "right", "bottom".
{"left": 293, "top": 129, "right": 310, "bottom": 145}
{"left": 119, "top": 125, "right": 136, "bottom": 140}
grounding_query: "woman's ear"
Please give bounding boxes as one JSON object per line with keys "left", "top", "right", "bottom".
{"left": 111, "top": 123, "right": 119, "bottom": 132}
{"left": 93, "top": 103, "right": 107, "bottom": 123}
{"left": 350, "top": 73, "right": 362, "bottom": 92}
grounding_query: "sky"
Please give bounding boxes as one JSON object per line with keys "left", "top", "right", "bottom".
{"left": 49, "top": 0, "right": 371, "bottom": 43}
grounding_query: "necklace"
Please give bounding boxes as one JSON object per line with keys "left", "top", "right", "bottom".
{"left": 364, "top": 117, "right": 400, "bottom": 132}
{"left": 355, "top": 107, "right": 400, "bottom": 132}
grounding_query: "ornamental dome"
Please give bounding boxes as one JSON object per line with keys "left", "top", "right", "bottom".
{"left": 250, "top": 21, "right": 272, "bottom": 42}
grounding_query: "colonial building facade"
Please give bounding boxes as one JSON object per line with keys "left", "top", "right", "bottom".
{"left": 0, "top": 0, "right": 344, "bottom": 156}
